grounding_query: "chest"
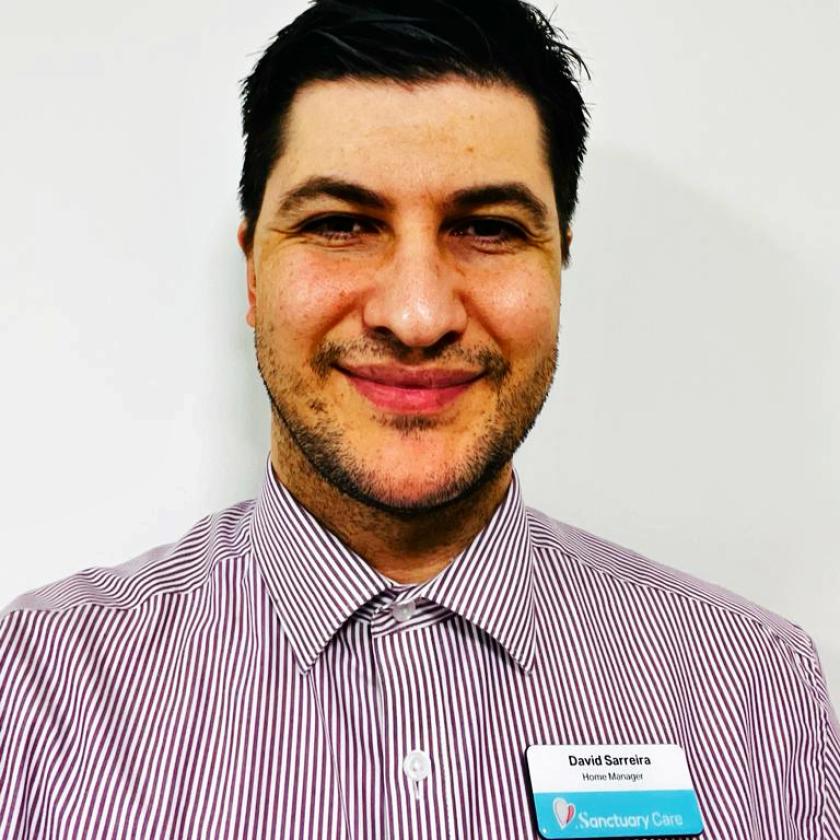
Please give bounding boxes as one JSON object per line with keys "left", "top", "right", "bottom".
{"left": 27, "top": 609, "right": 791, "bottom": 839}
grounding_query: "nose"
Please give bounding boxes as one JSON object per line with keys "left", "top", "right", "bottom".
{"left": 362, "top": 231, "right": 468, "bottom": 349}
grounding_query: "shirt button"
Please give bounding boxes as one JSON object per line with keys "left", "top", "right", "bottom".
{"left": 392, "top": 600, "right": 416, "bottom": 622}
{"left": 403, "top": 749, "right": 431, "bottom": 782}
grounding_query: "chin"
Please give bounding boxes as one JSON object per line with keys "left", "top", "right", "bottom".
{"left": 368, "top": 475, "right": 460, "bottom": 511}
{"left": 328, "top": 449, "right": 508, "bottom": 516}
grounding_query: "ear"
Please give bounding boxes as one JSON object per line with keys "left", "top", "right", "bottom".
{"left": 560, "top": 225, "right": 574, "bottom": 268}
{"left": 237, "top": 219, "right": 257, "bottom": 328}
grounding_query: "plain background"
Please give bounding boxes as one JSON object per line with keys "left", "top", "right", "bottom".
{"left": 1, "top": 1, "right": 838, "bottom": 701}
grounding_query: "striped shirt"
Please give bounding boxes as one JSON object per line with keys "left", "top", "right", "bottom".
{"left": 1, "top": 459, "right": 838, "bottom": 839}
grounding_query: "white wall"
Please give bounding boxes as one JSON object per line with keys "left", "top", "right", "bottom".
{"left": 1, "top": 1, "right": 837, "bottom": 700}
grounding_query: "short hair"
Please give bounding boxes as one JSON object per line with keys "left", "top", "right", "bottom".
{"left": 238, "top": 0, "right": 589, "bottom": 262}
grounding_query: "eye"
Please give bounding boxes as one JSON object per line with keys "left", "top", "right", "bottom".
{"left": 299, "top": 214, "right": 379, "bottom": 242}
{"left": 449, "top": 218, "right": 527, "bottom": 245}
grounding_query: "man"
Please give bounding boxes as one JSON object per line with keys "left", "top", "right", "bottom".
{"left": 1, "top": 0, "right": 837, "bottom": 837}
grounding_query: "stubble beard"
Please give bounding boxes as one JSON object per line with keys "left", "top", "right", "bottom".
{"left": 254, "top": 330, "right": 558, "bottom": 516}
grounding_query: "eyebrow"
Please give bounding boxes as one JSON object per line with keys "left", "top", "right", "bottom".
{"left": 275, "top": 176, "right": 551, "bottom": 233}
{"left": 276, "top": 177, "right": 391, "bottom": 216}
{"left": 446, "top": 183, "right": 550, "bottom": 234}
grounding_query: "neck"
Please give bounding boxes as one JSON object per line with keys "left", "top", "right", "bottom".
{"left": 268, "top": 420, "right": 512, "bottom": 585}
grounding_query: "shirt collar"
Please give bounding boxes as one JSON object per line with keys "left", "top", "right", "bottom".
{"left": 250, "top": 457, "right": 536, "bottom": 674}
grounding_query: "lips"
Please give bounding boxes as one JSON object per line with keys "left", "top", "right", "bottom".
{"left": 337, "top": 364, "right": 483, "bottom": 413}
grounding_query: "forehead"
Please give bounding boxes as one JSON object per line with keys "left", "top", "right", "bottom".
{"left": 273, "top": 76, "right": 553, "bottom": 201}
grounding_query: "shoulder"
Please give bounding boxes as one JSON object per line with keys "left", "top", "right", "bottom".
{"left": 526, "top": 508, "right": 840, "bottom": 814}
{"left": 0, "top": 497, "right": 257, "bottom": 817}
{"left": 526, "top": 506, "right": 818, "bottom": 672}
{"left": 0, "top": 497, "right": 255, "bottom": 631}
{"left": 0, "top": 497, "right": 256, "bottom": 740}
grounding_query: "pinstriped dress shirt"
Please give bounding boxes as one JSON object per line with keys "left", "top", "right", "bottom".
{"left": 1, "top": 458, "right": 838, "bottom": 839}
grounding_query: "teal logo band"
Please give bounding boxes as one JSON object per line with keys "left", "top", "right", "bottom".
{"left": 533, "top": 790, "right": 703, "bottom": 838}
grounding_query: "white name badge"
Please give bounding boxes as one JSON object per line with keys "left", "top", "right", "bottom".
{"left": 525, "top": 744, "right": 704, "bottom": 839}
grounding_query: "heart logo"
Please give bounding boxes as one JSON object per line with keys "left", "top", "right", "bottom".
{"left": 552, "top": 797, "right": 575, "bottom": 829}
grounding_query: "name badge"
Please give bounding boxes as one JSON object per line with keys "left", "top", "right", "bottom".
{"left": 525, "top": 744, "right": 704, "bottom": 839}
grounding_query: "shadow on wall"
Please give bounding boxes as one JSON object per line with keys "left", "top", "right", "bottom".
{"left": 524, "top": 143, "right": 834, "bottom": 598}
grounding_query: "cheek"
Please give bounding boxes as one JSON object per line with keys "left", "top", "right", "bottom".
{"left": 470, "top": 265, "right": 560, "bottom": 357}
{"left": 258, "top": 251, "right": 359, "bottom": 350}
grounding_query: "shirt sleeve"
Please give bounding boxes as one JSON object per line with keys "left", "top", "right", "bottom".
{"left": 0, "top": 610, "right": 25, "bottom": 839}
{"left": 0, "top": 608, "right": 50, "bottom": 840}
{"left": 811, "top": 638, "right": 840, "bottom": 838}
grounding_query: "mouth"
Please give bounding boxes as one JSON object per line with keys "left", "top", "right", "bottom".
{"left": 336, "top": 364, "right": 484, "bottom": 414}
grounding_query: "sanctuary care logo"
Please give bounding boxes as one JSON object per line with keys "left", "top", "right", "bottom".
{"left": 552, "top": 797, "right": 576, "bottom": 829}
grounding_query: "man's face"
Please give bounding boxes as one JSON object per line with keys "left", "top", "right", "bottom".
{"left": 241, "top": 77, "right": 564, "bottom": 512}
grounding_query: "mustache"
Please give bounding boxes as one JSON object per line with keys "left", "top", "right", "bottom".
{"left": 311, "top": 336, "right": 510, "bottom": 385}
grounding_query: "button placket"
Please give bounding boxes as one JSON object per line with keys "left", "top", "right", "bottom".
{"left": 370, "top": 589, "right": 443, "bottom": 835}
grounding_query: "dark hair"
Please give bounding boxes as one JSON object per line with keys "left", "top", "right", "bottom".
{"left": 238, "top": 0, "right": 589, "bottom": 261}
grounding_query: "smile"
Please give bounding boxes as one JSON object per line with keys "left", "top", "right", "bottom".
{"left": 337, "top": 364, "right": 484, "bottom": 414}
